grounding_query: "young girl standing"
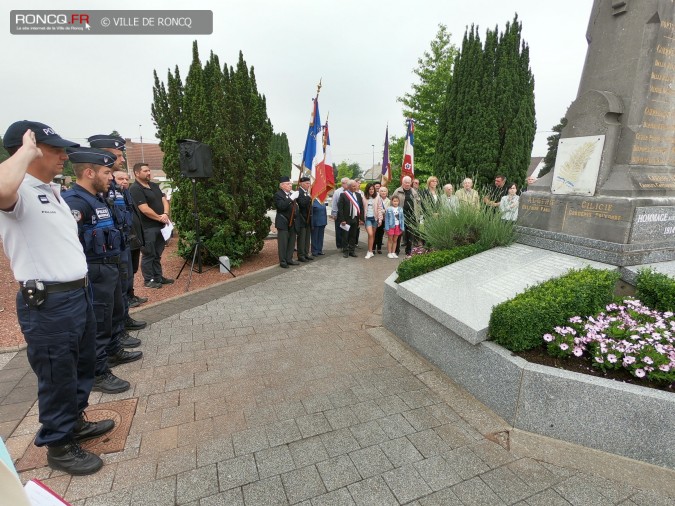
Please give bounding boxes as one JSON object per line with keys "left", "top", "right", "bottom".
{"left": 363, "top": 183, "right": 378, "bottom": 259}
{"left": 384, "top": 195, "right": 404, "bottom": 258}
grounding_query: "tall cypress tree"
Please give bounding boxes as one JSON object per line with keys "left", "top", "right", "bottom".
{"left": 435, "top": 15, "right": 535, "bottom": 189}
{"left": 152, "top": 42, "right": 276, "bottom": 266}
{"left": 270, "top": 133, "right": 291, "bottom": 178}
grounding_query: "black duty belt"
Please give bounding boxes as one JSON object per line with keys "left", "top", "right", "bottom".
{"left": 19, "top": 277, "right": 88, "bottom": 294}
{"left": 87, "top": 255, "right": 121, "bottom": 264}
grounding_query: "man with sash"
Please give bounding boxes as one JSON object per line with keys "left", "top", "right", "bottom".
{"left": 337, "top": 179, "right": 364, "bottom": 258}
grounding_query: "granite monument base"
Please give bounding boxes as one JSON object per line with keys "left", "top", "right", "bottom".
{"left": 517, "top": 191, "right": 675, "bottom": 265}
{"left": 382, "top": 246, "right": 675, "bottom": 470}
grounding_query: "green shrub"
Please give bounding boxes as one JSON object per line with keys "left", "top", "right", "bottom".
{"left": 411, "top": 195, "right": 516, "bottom": 251}
{"left": 636, "top": 268, "right": 675, "bottom": 312}
{"left": 396, "top": 244, "right": 488, "bottom": 283}
{"left": 489, "top": 267, "right": 619, "bottom": 352}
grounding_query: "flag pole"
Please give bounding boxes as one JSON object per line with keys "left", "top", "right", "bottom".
{"left": 292, "top": 79, "right": 322, "bottom": 226}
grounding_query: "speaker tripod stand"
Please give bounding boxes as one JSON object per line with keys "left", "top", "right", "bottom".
{"left": 176, "top": 178, "right": 235, "bottom": 292}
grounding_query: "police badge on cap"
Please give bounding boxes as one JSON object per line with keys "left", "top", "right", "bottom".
{"left": 66, "top": 147, "right": 116, "bottom": 167}
{"left": 87, "top": 134, "right": 126, "bottom": 150}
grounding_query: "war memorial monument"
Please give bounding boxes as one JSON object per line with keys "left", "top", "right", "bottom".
{"left": 383, "top": 0, "right": 675, "bottom": 471}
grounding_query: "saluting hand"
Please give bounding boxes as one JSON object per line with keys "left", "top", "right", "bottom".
{"left": 19, "top": 129, "right": 42, "bottom": 162}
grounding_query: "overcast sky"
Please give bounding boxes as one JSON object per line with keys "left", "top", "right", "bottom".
{"left": 2, "top": 0, "right": 593, "bottom": 171}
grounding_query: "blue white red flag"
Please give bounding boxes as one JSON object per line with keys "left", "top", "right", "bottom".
{"left": 381, "top": 126, "right": 391, "bottom": 185}
{"left": 401, "top": 118, "right": 415, "bottom": 182}
{"left": 311, "top": 122, "right": 335, "bottom": 203}
{"left": 302, "top": 98, "right": 322, "bottom": 178}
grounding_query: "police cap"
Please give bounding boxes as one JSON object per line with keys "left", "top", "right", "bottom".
{"left": 66, "top": 147, "right": 117, "bottom": 168}
{"left": 279, "top": 176, "right": 291, "bottom": 183}
{"left": 88, "top": 134, "right": 126, "bottom": 150}
{"left": 3, "top": 120, "right": 79, "bottom": 149}
{"left": 299, "top": 177, "right": 311, "bottom": 183}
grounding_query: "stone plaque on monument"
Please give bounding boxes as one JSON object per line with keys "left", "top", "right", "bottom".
{"left": 551, "top": 135, "right": 604, "bottom": 195}
{"left": 517, "top": 0, "right": 675, "bottom": 265}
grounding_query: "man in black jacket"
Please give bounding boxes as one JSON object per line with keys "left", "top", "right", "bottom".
{"left": 337, "top": 180, "right": 363, "bottom": 258}
{"left": 295, "top": 176, "right": 313, "bottom": 262}
{"left": 274, "top": 176, "right": 300, "bottom": 268}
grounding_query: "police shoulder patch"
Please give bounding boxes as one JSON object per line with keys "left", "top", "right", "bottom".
{"left": 71, "top": 209, "right": 82, "bottom": 221}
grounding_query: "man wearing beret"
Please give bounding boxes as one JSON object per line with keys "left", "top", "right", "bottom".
{"left": 63, "top": 147, "right": 142, "bottom": 397}
{"left": 295, "top": 176, "right": 314, "bottom": 262}
{"left": 0, "top": 121, "right": 114, "bottom": 475}
{"left": 273, "top": 176, "right": 300, "bottom": 268}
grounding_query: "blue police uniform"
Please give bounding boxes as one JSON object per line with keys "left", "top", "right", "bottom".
{"left": 109, "top": 180, "right": 134, "bottom": 303}
{"left": 63, "top": 152, "right": 126, "bottom": 380}
{"left": 0, "top": 122, "right": 115, "bottom": 476}
{"left": 89, "top": 134, "right": 147, "bottom": 333}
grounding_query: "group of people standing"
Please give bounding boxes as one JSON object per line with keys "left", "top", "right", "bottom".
{"left": 273, "top": 175, "right": 328, "bottom": 268}
{"left": 0, "top": 121, "right": 173, "bottom": 476}
{"left": 274, "top": 172, "right": 521, "bottom": 266}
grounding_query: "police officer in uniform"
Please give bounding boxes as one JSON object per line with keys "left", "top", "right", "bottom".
{"left": 273, "top": 176, "right": 300, "bottom": 268}
{"left": 295, "top": 176, "right": 314, "bottom": 262}
{"left": 63, "top": 147, "right": 142, "bottom": 395}
{"left": 0, "top": 121, "right": 114, "bottom": 475}
{"left": 88, "top": 135, "right": 146, "bottom": 345}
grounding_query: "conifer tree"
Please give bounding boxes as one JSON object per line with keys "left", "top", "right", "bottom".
{"left": 152, "top": 42, "right": 279, "bottom": 266}
{"left": 540, "top": 117, "right": 567, "bottom": 177}
{"left": 435, "top": 15, "right": 535, "bottom": 190}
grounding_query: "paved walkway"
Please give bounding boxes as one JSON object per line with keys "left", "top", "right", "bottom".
{"left": 1, "top": 236, "right": 674, "bottom": 505}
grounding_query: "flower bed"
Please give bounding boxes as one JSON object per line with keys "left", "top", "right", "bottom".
{"left": 543, "top": 299, "right": 675, "bottom": 386}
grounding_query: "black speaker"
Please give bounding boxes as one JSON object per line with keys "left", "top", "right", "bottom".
{"left": 177, "top": 139, "right": 213, "bottom": 179}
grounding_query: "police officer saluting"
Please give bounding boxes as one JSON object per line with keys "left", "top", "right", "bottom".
{"left": 0, "top": 121, "right": 114, "bottom": 475}
{"left": 63, "top": 147, "right": 142, "bottom": 395}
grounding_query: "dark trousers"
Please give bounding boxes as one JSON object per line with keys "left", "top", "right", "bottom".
{"left": 120, "top": 247, "right": 131, "bottom": 307}
{"left": 311, "top": 225, "right": 325, "bottom": 255}
{"left": 88, "top": 263, "right": 124, "bottom": 376}
{"left": 129, "top": 248, "right": 140, "bottom": 297}
{"left": 17, "top": 286, "right": 96, "bottom": 446}
{"left": 395, "top": 228, "right": 415, "bottom": 256}
{"left": 297, "top": 226, "right": 311, "bottom": 259}
{"left": 343, "top": 218, "right": 360, "bottom": 254}
{"left": 277, "top": 227, "right": 296, "bottom": 265}
{"left": 374, "top": 223, "right": 385, "bottom": 252}
{"left": 141, "top": 226, "right": 166, "bottom": 283}
{"left": 334, "top": 218, "right": 345, "bottom": 249}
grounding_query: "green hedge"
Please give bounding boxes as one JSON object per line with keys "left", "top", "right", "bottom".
{"left": 489, "top": 267, "right": 619, "bottom": 352}
{"left": 396, "top": 244, "right": 488, "bottom": 283}
{"left": 636, "top": 268, "right": 675, "bottom": 312}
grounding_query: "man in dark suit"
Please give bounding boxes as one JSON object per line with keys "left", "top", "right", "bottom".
{"left": 295, "top": 176, "right": 313, "bottom": 262}
{"left": 311, "top": 199, "right": 328, "bottom": 256}
{"left": 337, "top": 179, "right": 363, "bottom": 258}
{"left": 273, "top": 176, "right": 300, "bottom": 268}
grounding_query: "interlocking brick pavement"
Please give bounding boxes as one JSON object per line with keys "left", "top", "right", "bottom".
{"left": 1, "top": 236, "right": 674, "bottom": 505}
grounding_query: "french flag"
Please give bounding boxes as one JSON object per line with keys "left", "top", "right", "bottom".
{"left": 401, "top": 118, "right": 414, "bottom": 182}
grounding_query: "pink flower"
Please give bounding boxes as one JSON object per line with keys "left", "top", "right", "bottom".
{"left": 659, "top": 364, "right": 670, "bottom": 372}
{"left": 607, "top": 354, "right": 617, "bottom": 363}
{"left": 635, "top": 369, "right": 646, "bottom": 378}
{"left": 643, "top": 356, "right": 654, "bottom": 365}
{"left": 573, "top": 347, "right": 583, "bottom": 357}
{"left": 560, "top": 343, "right": 569, "bottom": 351}
{"left": 595, "top": 356, "right": 604, "bottom": 363}
{"left": 543, "top": 334, "right": 554, "bottom": 343}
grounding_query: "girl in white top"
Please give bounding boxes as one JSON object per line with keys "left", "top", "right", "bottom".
{"left": 499, "top": 183, "right": 519, "bottom": 221}
{"left": 363, "top": 183, "right": 378, "bottom": 258}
